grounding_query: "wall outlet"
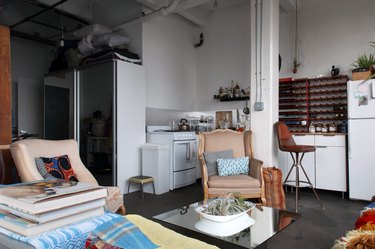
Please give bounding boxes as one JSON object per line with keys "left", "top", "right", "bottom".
{"left": 255, "top": 102, "right": 264, "bottom": 111}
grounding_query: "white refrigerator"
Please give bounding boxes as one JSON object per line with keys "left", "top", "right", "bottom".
{"left": 348, "top": 79, "right": 375, "bottom": 200}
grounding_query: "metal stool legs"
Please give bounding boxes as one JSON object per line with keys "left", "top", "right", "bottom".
{"left": 128, "top": 176, "right": 156, "bottom": 198}
{"left": 284, "top": 152, "right": 324, "bottom": 212}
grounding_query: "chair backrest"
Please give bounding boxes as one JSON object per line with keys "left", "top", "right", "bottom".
{"left": 10, "top": 139, "right": 98, "bottom": 185}
{"left": 275, "top": 121, "right": 296, "bottom": 151}
{"left": 198, "top": 129, "right": 253, "bottom": 159}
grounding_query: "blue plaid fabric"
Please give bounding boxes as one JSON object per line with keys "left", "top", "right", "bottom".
{"left": 92, "top": 216, "right": 159, "bottom": 248}
{"left": 0, "top": 212, "right": 118, "bottom": 249}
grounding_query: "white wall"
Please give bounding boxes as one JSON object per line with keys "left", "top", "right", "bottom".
{"left": 196, "top": 3, "right": 251, "bottom": 111}
{"left": 142, "top": 14, "right": 198, "bottom": 111}
{"left": 11, "top": 37, "right": 51, "bottom": 83}
{"left": 279, "top": 0, "right": 375, "bottom": 78}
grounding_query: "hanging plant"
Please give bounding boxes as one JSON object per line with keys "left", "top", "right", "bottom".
{"left": 292, "top": 0, "right": 300, "bottom": 74}
{"left": 293, "top": 58, "right": 301, "bottom": 74}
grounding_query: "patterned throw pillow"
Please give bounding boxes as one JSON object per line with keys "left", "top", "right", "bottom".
{"left": 203, "top": 149, "right": 234, "bottom": 176}
{"left": 217, "top": 156, "right": 249, "bottom": 176}
{"left": 35, "top": 157, "right": 54, "bottom": 179}
{"left": 35, "top": 155, "right": 78, "bottom": 182}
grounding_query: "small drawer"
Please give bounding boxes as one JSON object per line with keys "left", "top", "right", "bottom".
{"left": 315, "top": 135, "right": 345, "bottom": 147}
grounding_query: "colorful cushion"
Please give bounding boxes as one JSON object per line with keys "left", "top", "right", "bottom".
{"left": 35, "top": 155, "right": 78, "bottom": 182}
{"left": 217, "top": 156, "right": 249, "bottom": 176}
{"left": 203, "top": 149, "right": 234, "bottom": 176}
{"left": 35, "top": 157, "right": 54, "bottom": 179}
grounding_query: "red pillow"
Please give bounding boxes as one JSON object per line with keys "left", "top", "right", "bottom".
{"left": 40, "top": 155, "right": 78, "bottom": 182}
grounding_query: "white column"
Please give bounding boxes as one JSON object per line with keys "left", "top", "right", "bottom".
{"left": 250, "top": 0, "right": 279, "bottom": 166}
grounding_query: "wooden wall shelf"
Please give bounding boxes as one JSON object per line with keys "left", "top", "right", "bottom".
{"left": 213, "top": 95, "right": 250, "bottom": 102}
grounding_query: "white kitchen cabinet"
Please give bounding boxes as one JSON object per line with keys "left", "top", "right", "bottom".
{"left": 278, "top": 135, "right": 315, "bottom": 186}
{"left": 315, "top": 135, "right": 346, "bottom": 192}
{"left": 278, "top": 134, "right": 347, "bottom": 192}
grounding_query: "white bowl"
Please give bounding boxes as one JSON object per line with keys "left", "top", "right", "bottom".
{"left": 195, "top": 213, "right": 255, "bottom": 236}
{"left": 195, "top": 200, "right": 255, "bottom": 223}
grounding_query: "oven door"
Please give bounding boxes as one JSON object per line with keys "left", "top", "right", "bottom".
{"left": 173, "top": 140, "right": 197, "bottom": 172}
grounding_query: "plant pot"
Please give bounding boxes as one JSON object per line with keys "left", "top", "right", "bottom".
{"left": 352, "top": 68, "right": 371, "bottom": 81}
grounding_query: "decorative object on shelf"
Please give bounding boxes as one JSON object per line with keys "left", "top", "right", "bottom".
{"left": 331, "top": 65, "right": 340, "bottom": 76}
{"left": 214, "top": 81, "right": 250, "bottom": 102}
{"left": 215, "top": 111, "right": 232, "bottom": 129}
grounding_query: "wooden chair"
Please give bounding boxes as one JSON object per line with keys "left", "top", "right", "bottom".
{"left": 10, "top": 139, "right": 125, "bottom": 215}
{"left": 198, "top": 129, "right": 265, "bottom": 204}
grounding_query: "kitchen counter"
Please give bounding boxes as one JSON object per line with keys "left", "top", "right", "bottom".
{"left": 291, "top": 132, "right": 347, "bottom": 135}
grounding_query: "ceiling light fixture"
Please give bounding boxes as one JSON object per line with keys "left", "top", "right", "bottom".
{"left": 59, "top": 3, "right": 64, "bottom": 47}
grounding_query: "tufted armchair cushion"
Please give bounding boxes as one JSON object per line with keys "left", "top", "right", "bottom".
{"left": 198, "top": 129, "right": 265, "bottom": 203}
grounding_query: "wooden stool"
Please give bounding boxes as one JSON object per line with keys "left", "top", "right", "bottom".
{"left": 128, "top": 175, "right": 155, "bottom": 198}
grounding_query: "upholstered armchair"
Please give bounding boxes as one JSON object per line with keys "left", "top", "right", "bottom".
{"left": 198, "top": 129, "right": 265, "bottom": 204}
{"left": 10, "top": 139, "right": 125, "bottom": 215}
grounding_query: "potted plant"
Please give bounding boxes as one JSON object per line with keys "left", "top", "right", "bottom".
{"left": 351, "top": 53, "right": 375, "bottom": 80}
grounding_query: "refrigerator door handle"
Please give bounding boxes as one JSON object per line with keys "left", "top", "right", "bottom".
{"left": 348, "top": 132, "right": 352, "bottom": 159}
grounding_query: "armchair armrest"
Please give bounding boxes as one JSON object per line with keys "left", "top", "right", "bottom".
{"left": 199, "top": 155, "right": 209, "bottom": 199}
{"left": 249, "top": 158, "right": 266, "bottom": 205}
{"left": 249, "top": 158, "right": 263, "bottom": 184}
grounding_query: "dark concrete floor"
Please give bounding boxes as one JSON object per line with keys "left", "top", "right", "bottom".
{"left": 123, "top": 182, "right": 368, "bottom": 249}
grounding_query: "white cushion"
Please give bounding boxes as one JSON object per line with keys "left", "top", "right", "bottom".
{"left": 73, "top": 24, "right": 112, "bottom": 38}
{"left": 92, "top": 33, "right": 130, "bottom": 48}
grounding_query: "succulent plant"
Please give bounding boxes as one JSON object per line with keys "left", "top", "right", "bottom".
{"left": 202, "top": 193, "right": 251, "bottom": 216}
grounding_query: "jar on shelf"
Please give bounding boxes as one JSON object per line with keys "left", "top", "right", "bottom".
{"left": 309, "top": 124, "right": 316, "bottom": 133}
{"left": 321, "top": 124, "right": 328, "bottom": 133}
{"left": 329, "top": 124, "right": 337, "bottom": 133}
{"left": 315, "top": 123, "right": 322, "bottom": 132}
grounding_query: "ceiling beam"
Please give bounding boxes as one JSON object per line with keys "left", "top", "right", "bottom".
{"left": 136, "top": 0, "right": 210, "bottom": 27}
{"left": 173, "top": 0, "right": 212, "bottom": 12}
{"left": 279, "top": 0, "right": 296, "bottom": 13}
{"left": 25, "top": 1, "right": 90, "bottom": 25}
{"left": 179, "top": 8, "right": 208, "bottom": 27}
{"left": 10, "top": 30, "right": 56, "bottom": 46}
{"left": 10, "top": 0, "right": 70, "bottom": 29}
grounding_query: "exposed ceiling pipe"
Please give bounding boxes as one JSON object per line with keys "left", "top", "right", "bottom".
{"left": 140, "top": 0, "right": 180, "bottom": 22}
{"left": 112, "top": 0, "right": 180, "bottom": 32}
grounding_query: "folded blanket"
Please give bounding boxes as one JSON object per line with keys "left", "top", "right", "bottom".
{"left": 0, "top": 212, "right": 119, "bottom": 249}
{"left": 90, "top": 216, "right": 159, "bottom": 249}
{"left": 127, "top": 215, "right": 219, "bottom": 249}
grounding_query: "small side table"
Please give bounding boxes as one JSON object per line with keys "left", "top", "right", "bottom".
{"left": 128, "top": 175, "right": 155, "bottom": 198}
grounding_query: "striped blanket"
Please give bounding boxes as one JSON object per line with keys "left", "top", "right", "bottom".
{"left": 86, "top": 216, "right": 159, "bottom": 249}
{"left": 0, "top": 212, "right": 125, "bottom": 249}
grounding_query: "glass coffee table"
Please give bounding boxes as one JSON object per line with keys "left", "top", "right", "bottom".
{"left": 153, "top": 201, "right": 300, "bottom": 249}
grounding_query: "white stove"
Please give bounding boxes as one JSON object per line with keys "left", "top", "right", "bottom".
{"left": 146, "top": 126, "right": 197, "bottom": 190}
